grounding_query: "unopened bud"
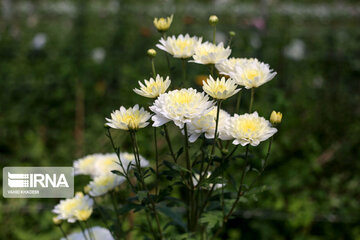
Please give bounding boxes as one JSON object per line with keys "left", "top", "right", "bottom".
{"left": 229, "top": 31, "right": 236, "bottom": 37}
{"left": 53, "top": 217, "right": 62, "bottom": 225}
{"left": 209, "top": 15, "right": 219, "bottom": 26}
{"left": 147, "top": 49, "right": 157, "bottom": 58}
{"left": 270, "top": 111, "right": 282, "bottom": 125}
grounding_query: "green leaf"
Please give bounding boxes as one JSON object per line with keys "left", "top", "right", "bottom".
{"left": 157, "top": 204, "right": 186, "bottom": 231}
{"left": 176, "top": 147, "right": 184, "bottom": 159}
{"left": 137, "top": 190, "right": 148, "bottom": 202}
{"left": 111, "top": 170, "right": 124, "bottom": 177}
{"left": 199, "top": 211, "right": 223, "bottom": 229}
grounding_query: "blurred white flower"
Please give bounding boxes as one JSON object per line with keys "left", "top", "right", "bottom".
{"left": 106, "top": 104, "right": 151, "bottom": 130}
{"left": 134, "top": 74, "right": 171, "bottom": 98}
{"left": 74, "top": 153, "right": 149, "bottom": 178}
{"left": 61, "top": 226, "right": 114, "bottom": 240}
{"left": 92, "top": 47, "right": 106, "bottom": 64}
{"left": 186, "top": 106, "right": 231, "bottom": 143}
{"left": 53, "top": 192, "right": 93, "bottom": 223}
{"left": 156, "top": 34, "right": 202, "bottom": 59}
{"left": 32, "top": 33, "right": 47, "bottom": 50}
{"left": 87, "top": 174, "right": 125, "bottom": 197}
{"left": 150, "top": 88, "right": 214, "bottom": 129}
{"left": 229, "top": 59, "right": 276, "bottom": 89}
{"left": 284, "top": 39, "right": 305, "bottom": 60}
{"left": 226, "top": 112, "right": 277, "bottom": 146}
{"left": 191, "top": 42, "right": 231, "bottom": 65}
{"left": 202, "top": 75, "right": 241, "bottom": 100}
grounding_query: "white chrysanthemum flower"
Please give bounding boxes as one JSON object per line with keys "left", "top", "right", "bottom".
{"left": 153, "top": 14, "right": 173, "bottom": 32}
{"left": 53, "top": 192, "right": 94, "bottom": 223}
{"left": 191, "top": 42, "right": 231, "bottom": 65}
{"left": 156, "top": 34, "right": 203, "bottom": 59}
{"left": 74, "top": 154, "right": 100, "bottom": 176}
{"left": 61, "top": 226, "right": 114, "bottom": 240}
{"left": 193, "top": 172, "right": 224, "bottom": 190}
{"left": 150, "top": 88, "right": 215, "bottom": 129}
{"left": 215, "top": 57, "right": 258, "bottom": 75}
{"left": 93, "top": 153, "right": 122, "bottom": 177}
{"left": 229, "top": 60, "right": 276, "bottom": 89}
{"left": 87, "top": 174, "right": 125, "bottom": 197}
{"left": 134, "top": 74, "right": 171, "bottom": 98}
{"left": 105, "top": 104, "right": 151, "bottom": 130}
{"left": 227, "top": 112, "right": 277, "bottom": 146}
{"left": 186, "top": 106, "right": 231, "bottom": 143}
{"left": 202, "top": 75, "right": 241, "bottom": 100}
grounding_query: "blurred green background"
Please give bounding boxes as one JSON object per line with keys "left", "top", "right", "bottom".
{"left": 0, "top": 0, "right": 359, "bottom": 239}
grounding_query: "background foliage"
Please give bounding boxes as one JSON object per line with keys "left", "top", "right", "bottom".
{"left": 0, "top": 0, "right": 359, "bottom": 239}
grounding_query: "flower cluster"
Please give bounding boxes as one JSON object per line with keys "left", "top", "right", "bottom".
{"left": 53, "top": 14, "right": 283, "bottom": 240}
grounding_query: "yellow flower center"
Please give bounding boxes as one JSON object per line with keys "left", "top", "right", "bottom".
{"left": 173, "top": 92, "right": 194, "bottom": 104}
{"left": 237, "top": 119, "right": 260, "bottom": 134}
{"left": 96, "top": 176, "right": 113, "bottom": 186}
{"left": 175, "top": 40, "right": 193, "bottom": 50}
{"left": 118, "top": 111, "right": 141, "bottom": 128}
{"left": 246, "top": 69, "right": 260, "bottom": 81}
{"left": 212, "top": 83, "right": 227, "bottom": 92}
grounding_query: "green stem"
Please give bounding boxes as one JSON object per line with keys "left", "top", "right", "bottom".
{"left": 210, "top": 64, "right": 214, "bottom": 77}
{"left": 77, "top": 221, "right": 89, "bottom": 240}
{"left": 151, "top": 58, "right": 156, "bottom": 78}
{"left": 163, "top": 125, "right": 177, "bottom": 162}
{"left": 154, "top": 127, "right": 159, "bottom": 194}
{"left": 213, "top": 25, "right": 216, "bottom": 44}
{"left": 249, "top": 88, "right": 254, "bottom": 113}
{"left": 57, "top": 225, "right": 69, "bottom": 240}
{"left": 131, "top": 131, "right": 163, "bottom": 239}
{"left": 247, "top": 137, "right": 273, "bottom": 190}
{"left": 184, "top": 123, "right": 194, "bottom": 230}
{"left": 201, "top": 100, "right": 222, "bottom": 180}
{"left": 110, "top": 191, "right": 121, "bottom": 229}
{"left": 106, "top": 128, "right": 135, "bottom": 191}
{"left": 182, "top": 58, "right": 187, "bottom": 84}
{"left": 224, "top": 145, "right": 250, "bottom": 221}
{"left": 235, "top": 91, "right": 242, "bottom": 113}
{"left": 227, "top": 36, "right": 233, "bottom": 48}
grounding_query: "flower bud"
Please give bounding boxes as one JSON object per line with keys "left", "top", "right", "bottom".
{"left": 229, "top": 31, "right": 236, "bottom": 37}
{"left": 270, "top": 111, "right": 282, "bottom": 125}
{"left": 53, "top": 217, "right": 62, "bottom": 225}
{"left": 147, "top": 48, "right": 157, "bottom": 58}
{"left": 209, "top": 15, "right": 219, "bottom": 26}
{"left": 153, "top": 15, "right": 173, "bottom": 32}
{"left": 84, "top": 185, "right": 91, "bottom": 194}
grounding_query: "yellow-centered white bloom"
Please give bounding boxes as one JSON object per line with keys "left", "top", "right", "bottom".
{"left": 134, "top": 74, "right": 171, "bottom": 98}
{"left": 229, "top": 60, "right": 276, "bottom": 89}
{"left": 156, "top": 34, "right": 202, "bottom": 59}
{"left": 105, "top": 104, "right": 151, "bottom": 130}
{"left": 202, "top": 75, "right": 241, "bottom": 100}
{"left": 191, "top": 42, "right": 231, "bottom": 65}
{"left": 153, "top": 14, "right": 173, "bottom": 32}
{"left": 186, "top": 106, "right": 231, "bottom": 143}
{"left": 216, "top": 58, "right": 259, "bottom": 76}
{"left": 270, "top": 111, "right": 282, "bottom": 125}
{"left": 227, "top": 112, "right": 277, "bottom": 146}
{"left": 150, "top": 88, "right": 215, "bottom": 129}
{"left": 61, "top": 226, "right": 114, "bottom": 240}
{"left": 53, "top": 192, "right": 94, "bottom": 223}
{"left": 87, "top": 174, "right": 125, "bottom": 197}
